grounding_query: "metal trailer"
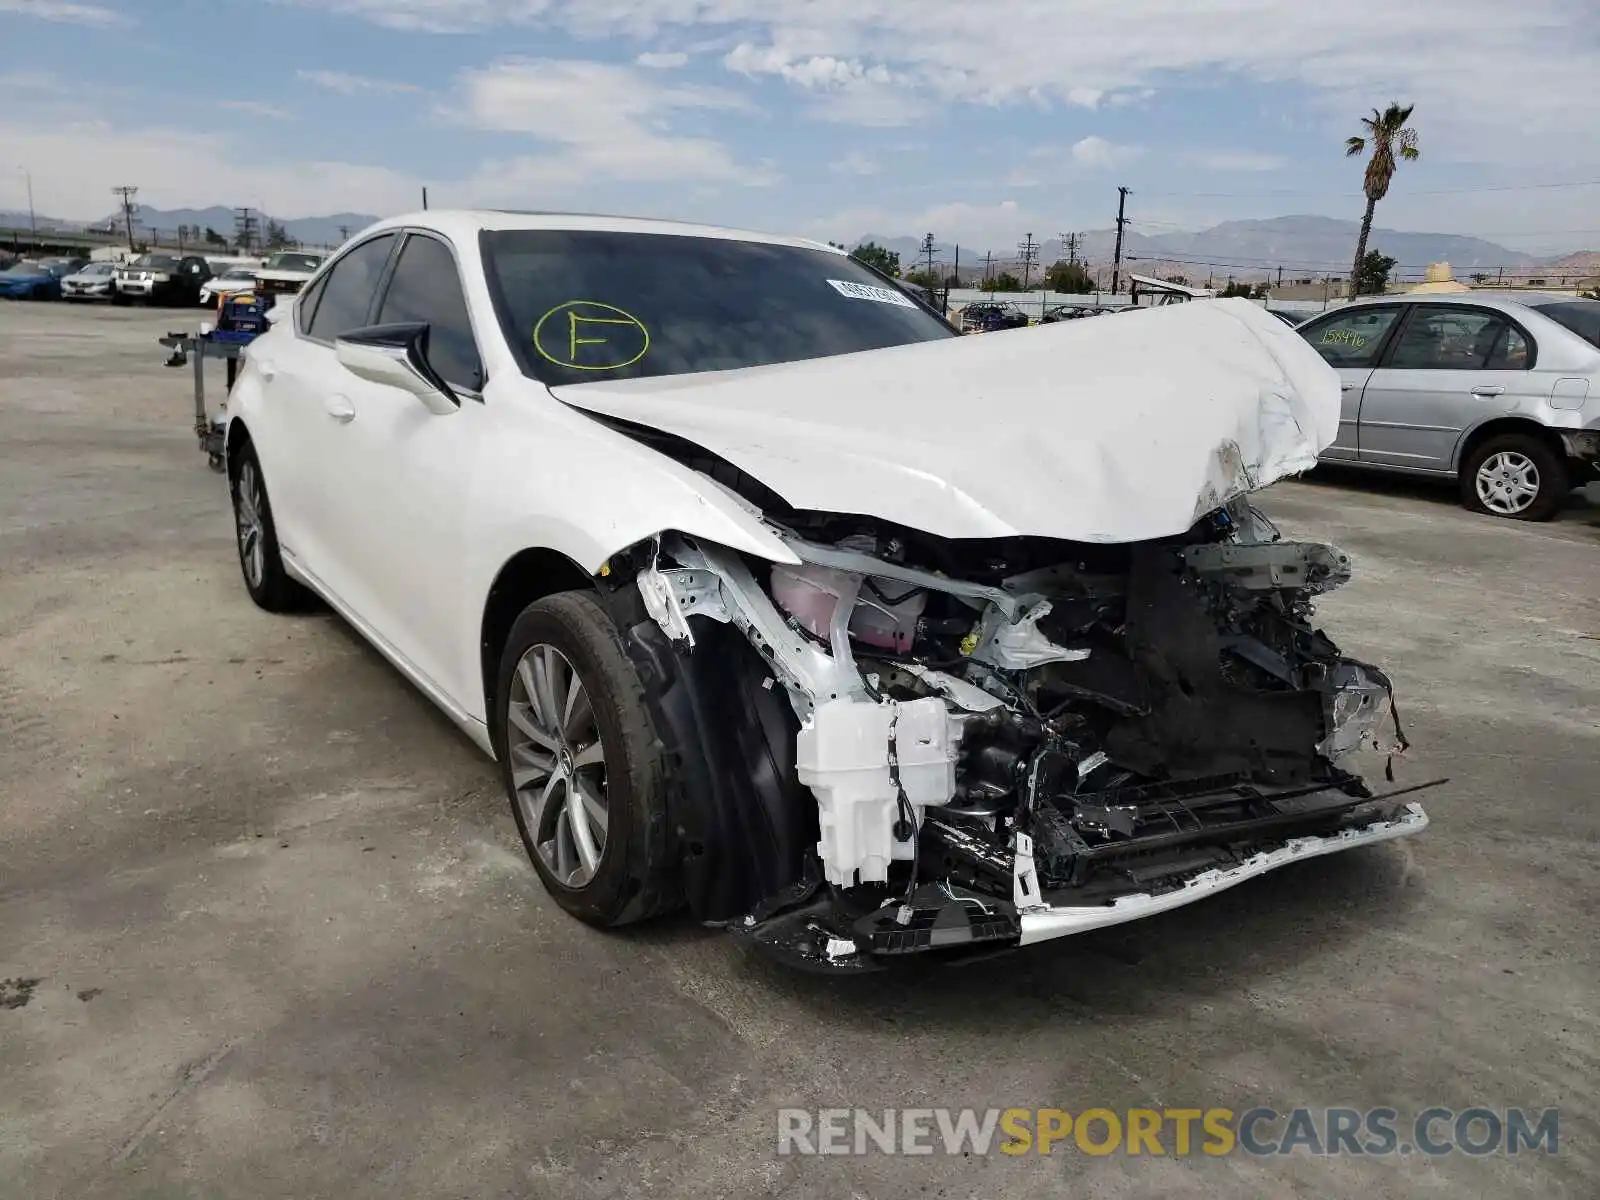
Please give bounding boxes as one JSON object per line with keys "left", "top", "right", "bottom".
{"left": 159, "top": 330, "right": 252, "bottom": 473}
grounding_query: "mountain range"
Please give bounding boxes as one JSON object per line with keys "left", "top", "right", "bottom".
{"left": 860, "top": 216, "right": 1589, "bottom": 283}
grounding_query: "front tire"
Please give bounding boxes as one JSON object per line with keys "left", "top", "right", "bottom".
{"left": 228, "top": 440, "right": 309, "bottom": 611}
{"left": 495, "top": 592, "right": 679, "bottom": 928}
{"left": 1460, "top": 433, "right": 1568, "bottom": 521}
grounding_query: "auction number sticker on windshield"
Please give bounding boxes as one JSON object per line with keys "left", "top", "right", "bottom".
{"left": 826, "top": 279, "right": 918, "bottom": 309}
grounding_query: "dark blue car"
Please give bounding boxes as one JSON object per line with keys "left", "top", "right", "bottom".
{"left": 0, "top": 260, "right": 71, "bottom": 300}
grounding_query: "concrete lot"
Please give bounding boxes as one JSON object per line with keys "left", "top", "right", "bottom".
{"left": 1, "top": 302, "right": 1596, "bottom": 1199}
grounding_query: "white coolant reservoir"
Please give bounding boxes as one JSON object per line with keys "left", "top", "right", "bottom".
{"left": 796, "top": 696, "right": 960, "bottom": 887}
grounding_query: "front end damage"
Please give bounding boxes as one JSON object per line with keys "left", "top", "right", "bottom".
{"left": 599, "top": 501, "right": 1434, "bottom": 972}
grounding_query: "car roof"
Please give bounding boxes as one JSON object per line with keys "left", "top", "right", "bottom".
{"left": 354, "top": 209, "right": 845, "bottom": 256}
{"left": 1339, "top": 291, "right": 1586, "bottom": 314}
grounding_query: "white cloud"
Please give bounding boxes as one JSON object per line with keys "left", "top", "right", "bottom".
{"left": 828, "top": 151, "right": 880, "bottom": 177}
{"left": 0, "top": 0, "right": 126, "bottom": 26}
{"left": 0, "top": 117, "right": 425, "bottom": 220}
{"left": 297, "top": 69, "right": 419, "bottom": 95}
{"left": 1066, "top": 87, "right": 1103, "bottom": 109}
{"left": 296, "top": 0, "right": 1600, "bottom": 174}
{"left": 222, "top": 100, "right": 293, "bottom": 120}
{"left": 1070, "top": 135, "right": 1143, "bottom": 169}
{"left": 635, "top": 51, "right": 688, "bottom": 69}
{"left": 449, "top": 58, "right": 775, "bottom": 188}
{"left": 1187, "top": 149, "right": 1288, "bottom": 172}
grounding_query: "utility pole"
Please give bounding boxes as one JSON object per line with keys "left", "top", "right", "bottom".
{"left": 1110, "top": 186, "right": 1130, "bottom": 294}
{"left": 920, "top": 232, "right": 937, "bottom": 281}
{"left": 421, "top": 186, "right": 429, "bottom": 210}
{"left": 18, "top": 167, "right": 35, "bottom": 236}
{"left": 1276, "top": 265, "right": 1284, "bottom": 290}
{"left": 337, "top": 224, "right": 351, "bottom": 244}
{"left": 981, "top": 251, "right": 995, "bottom": 288}
{"left": 1017, "top": 232, "right": 1039, "bottom": 289}
{"left": 233, "top": 207, "right": 259, "bottom": 254}
{"left": 111, "top": 185, "right": 139, "bottom": 251}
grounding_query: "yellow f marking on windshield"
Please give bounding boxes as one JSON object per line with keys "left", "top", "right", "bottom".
{"left": 532, "top": 300, "right": 650, "bottom": 371}
{"left": 570, "top": 313, "right": 638, "bottom": 360}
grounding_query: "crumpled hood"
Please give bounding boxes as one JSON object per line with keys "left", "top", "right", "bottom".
{"left": 552, "top": 297, "right": 1341, "bottom": 543}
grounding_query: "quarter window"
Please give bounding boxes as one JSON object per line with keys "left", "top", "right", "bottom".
{"left": 306, "top": 233, "right": 397, "bottom": 341}
{"left": 1300, "top": 307, "right": 1402, "bottom": 368}
{"left": 375, "top": 234, "right": 484, "bottom": 390}
{"left": 1388, "top": 307, "right": 1526, "bottom": 370}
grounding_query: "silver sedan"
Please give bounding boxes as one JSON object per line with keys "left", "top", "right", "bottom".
{"left": 1297, "top": 293, "right": 1600, "bottom": 519}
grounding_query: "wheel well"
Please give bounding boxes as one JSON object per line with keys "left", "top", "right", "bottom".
{"left": 1455, "top": 418, "right": 1566, "bottom": 471}
{"left": 225, "top": 418, "right": 251, "bottom": 476}
{"left": 479, "top": 548, "right": 596, "bottom": 722}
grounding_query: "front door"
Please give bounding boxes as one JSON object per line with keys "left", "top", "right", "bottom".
{"left": 1357, "top": 305, "right": 1532, "bottom": 472}
{"left": 1298, "top": 305, "right": 1406, "bottom": 461}
{"left": 311, "top": 231, "right": 489, "bottom": 706}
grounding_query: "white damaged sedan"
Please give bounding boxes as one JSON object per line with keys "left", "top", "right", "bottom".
{"left": 223, "top": 210, "right": 1431, "bottom": 971}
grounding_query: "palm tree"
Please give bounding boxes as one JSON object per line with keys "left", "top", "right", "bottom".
{"left": 1345, "top": 103, "right": 1420, "bottom": 296}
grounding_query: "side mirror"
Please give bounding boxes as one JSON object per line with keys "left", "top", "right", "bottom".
{"left": 334, "top": 322, "right": 459, "bottom": 416}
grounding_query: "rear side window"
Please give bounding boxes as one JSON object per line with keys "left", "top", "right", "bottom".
{"left": 306, "top": 234, "right": 396, "bottom": 341}
{"left": 1299, "top": 307, "right": 1402, "bottom": 367}
{"left": 1530, "top": 300, "right": 1600, "bottom": 349}
{"left": 1387, "top": 307, "right": 1526, "bottom": 370}
{"left": 375, "top": 234, "right": 484, "bottom": 390}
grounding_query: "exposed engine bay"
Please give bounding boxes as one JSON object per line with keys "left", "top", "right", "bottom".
{"left": 597, "top": 495, "right": 1434, "bottom": 972}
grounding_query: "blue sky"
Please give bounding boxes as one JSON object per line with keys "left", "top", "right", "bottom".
{"left": 3, "top": 0, "right": 1597, "bottom": 253}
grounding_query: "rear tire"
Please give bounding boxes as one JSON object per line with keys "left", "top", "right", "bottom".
{"left": 1460, "top": 433, "right": 1568, "bottom": 522}
{"left": 228, "top": 440, "right": 309, "bottom": 612}
{"left": 495, "top": 591, "right": 679, "bottom": 928}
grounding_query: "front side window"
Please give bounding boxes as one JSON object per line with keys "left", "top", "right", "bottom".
{"left": 1300, "top": 307, "right": 1402, "bottom": 368}
{"left": 481, "top": 229, "right": 955, "bottom": 387}
{"left": 306, "top": 234, "right": 396, "bottom": 342}
{"left": 376, "top": 234, "right": 483, "bottom": 390}
{"left": 1387, "top": 307, "right": 1525, "bottom": 370}
{"left": 131, "top": 255, "right": 181, "bottom": 272}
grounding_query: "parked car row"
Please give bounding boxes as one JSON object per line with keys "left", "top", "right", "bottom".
{"left": 0, "top": 250, "right": 327, "bottom": 307}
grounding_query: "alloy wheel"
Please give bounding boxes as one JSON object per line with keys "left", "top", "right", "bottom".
{"left": 1475, "top": 450, "right": 1540, "bottom": 516}
{"left": 507, "top": 643, "right": 609, "bottom": 887}
{"left": 235, "top": 461, "right": 266, "bottom": 588}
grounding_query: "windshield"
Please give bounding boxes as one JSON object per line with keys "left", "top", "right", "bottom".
{"left": 82, "top": 263, "right": 115, "bottom": 276}
{"left": 263, "top": 252, "right": 321, "bottom": 272}
{"left": 481, "top": 229, "right": 955, "bottom": 386}
{"left": 131, "top": 255, "right": 180, "bottom": 270}
{"left": 1530, "top": 300, "right": 1600, "bottom": 349}
{"left": 3, "top": 262, "right": 44, "bottom": 276}
{"left": 222, "top": 267, "right": 257, "bottom": 280}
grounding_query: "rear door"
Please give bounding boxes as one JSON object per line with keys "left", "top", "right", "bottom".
{"left": 1357, "top": 305, "right": 1535, "bottom": 472}
{"left": 1297, "top": 305, "right": 1406, "bottom": 460}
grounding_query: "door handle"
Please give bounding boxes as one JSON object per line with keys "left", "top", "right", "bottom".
{"left": 324, "top": 393, "right": 356, "bottom": 423}
{"left": 1470, "top": 385, "right": 1505, "bottom": 398}
{"left": 1340, "top": 382, "right": 1358, "bottom": 392}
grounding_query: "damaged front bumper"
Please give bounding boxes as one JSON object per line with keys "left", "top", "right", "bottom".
{"left": 613, "top": 503, "right": 1435, "bottom": 974}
